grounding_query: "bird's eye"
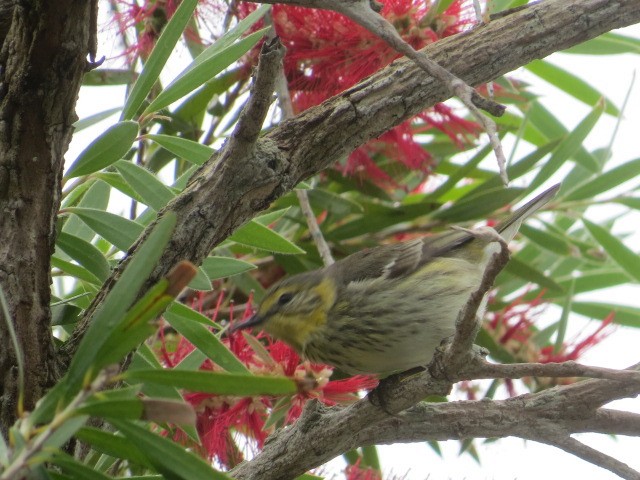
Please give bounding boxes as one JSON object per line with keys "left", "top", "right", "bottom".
{"left": 277, "top": 292, "right": 294, "bottom": 305}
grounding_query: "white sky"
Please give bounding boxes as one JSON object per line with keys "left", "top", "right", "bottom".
{"left": 69, "top": 12, "right": 640, "bottom": 480}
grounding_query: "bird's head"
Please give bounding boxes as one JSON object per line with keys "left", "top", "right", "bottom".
{"left": 230, "top": 271, "right": 337, "bottom": 352}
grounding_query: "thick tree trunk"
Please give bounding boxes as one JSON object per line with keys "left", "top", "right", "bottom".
{"left": 0, "top": 0, "right": 95, "bottom": 435}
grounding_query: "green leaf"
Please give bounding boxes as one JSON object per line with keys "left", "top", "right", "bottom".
{"left": 56, "top": 232, "right": 111, "bottom": 282}
{"left": 65, "top": 121, "right": 138, "bottom": 178}
{"left": 0, "top": 426, "right": 8, "bottom": 466}
{"left": 77, "top": 398, "right": 144, "bottom": 420}
{"left": 554, "top": 277, "right": 575, "bottom": 353}
{"left": 525, "top": 101, "right": 600, "bottom": 174}
{"left": 63, "top": 181, "right": 111, "bottom": 241}
{"left": 188, "top": 266, "right": 213, "bottom": 291}
{"left": 525, "top": 60, "right": 619, "bottom": 116}
{"left": 616, "top": 197, "right": 640, "bottom": 211}
{"left": 564, "top": 157, "right": 640, "bottom": 201}
{"left": 503, "top": 257, "right": 564, "bottom": 293}
{"left": 125, "top": 369, "right": 297, "bottom": 396}
{"left": 50, "top": 452, "right": 112, "bottom": 480}
{"left": 94, "top": 266, "right": 191, "bottom": 370}
{"left": 583, "top": 219, "right": 640, "bottom": 283}
{"left": 571, "top": 302, "right": 640, "bottom": 328}
{"left": 65, "top": 207, "right": 144, "bottom": 252}
{"left": 83, "top": 68, "right": 138, "bottom": 86}
{"left": 564, "top": 32, "right": 640, "bottom": 55}
{"left": 73, "top": 107, "right": 122, "bottom": 132}
{"left": 95, "top": 172, "right": 145, "bottom": 203}
{"left": 432, "top": 187, "right": 523, "bottom": 222}
{"left": 66, "top": 213, "right": 177, "bottom": 390}
{"left": 361, "top": 445, "right": 381, "bottom": 471}
{"left": 144, "top": 28, "right": 268, "bottom": 114}
{"left": 230, "top": 220, "right": 305, "bottom": 254}
{"left": 75, "top": 427, "right": 151, "bottom": 468}
{"left": 427, "top": 144, "right": 493, "bottom": 200}
{"left": 307, "top": 189, "right": 364, "bottom": 216}
{"left": 518, "top": 224, "right": 572, "bottom": 256}
{"left": 164, "top": 303, "right": 250, "bottom": 374}
{"left": 466, "top": 140, "right": 560, "bottom": 197}
{"left": 147, "top": 134, "right": 214, "bottom": 165}
{"left": 116, "top": 160, "right": 175, "bottom": 211}
{"left": 253, "top": 208, "right": 291, "bottom": 225}
{"left": 110, "top": 419, "right": 231, "bottom": 480}
{"left": 43, "top": 415, "right": 89, "bottom": 450}
{"left": 201, "top": 256, "right": 256, "bottom": 280}
{"left": 51, "top": 254, "right": 102, "bottom": 285}
{"left": 51, "top": 303, "right": 83, "bottom": 326}
{"left": 529, "top": 100, "right": 604, "bottom": 191}
{"left": 121, "top": 0, "right": 200, "bottom": 120}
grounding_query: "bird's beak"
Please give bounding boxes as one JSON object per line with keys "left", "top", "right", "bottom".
{"left": 229, "top": 314, "right": 264, "bottom": 333}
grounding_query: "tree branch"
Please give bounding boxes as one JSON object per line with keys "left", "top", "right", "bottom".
{"left": 0, "top": 0, "right": 93, "bottom": 434}
{"left": 541, "top": 435, "right": 640, "bottom": 480}
{"left": 61, "top": 0, "right": 640, "bottom": 371}
{"left": 463, "top": 359, "right": 640, "bottom": 383}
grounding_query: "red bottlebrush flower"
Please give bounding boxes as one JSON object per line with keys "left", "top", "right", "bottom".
{"left": 538, "top": 312, "right": 615, "bottom": 364}
{"left": 158, "top": 289, "right": 375, "bottom": 466}
{"left": 234, "top": 0, "right": 481, "bottom": 188}
{"left": 345, "top": 458, "right": 382, "bottom": 480}
{"left": 110, "top": 0, "right": 181, "bottom": 60}
{"left": 484, "top": 292, "right": 615, "bottom": 393}
{"left": 109, "top": 0, "right": 222, "bottom": 63}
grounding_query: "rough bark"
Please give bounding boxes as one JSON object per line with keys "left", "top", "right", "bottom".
{"left": 60, "top": 0, "right": 640, "bottom": 366}
{"left": 0, "top": 0, "right": 95, "bottom": 433}
{"left": 229, "top": 357, "right": 640, "bottom": 480}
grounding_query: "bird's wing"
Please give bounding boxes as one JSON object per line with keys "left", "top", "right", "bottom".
{"left": 331, "top": 231, "right": 473, "bottom": 284}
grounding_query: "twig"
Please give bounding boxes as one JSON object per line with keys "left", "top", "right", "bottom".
{"left": 222, "top": 37, "right": 284, "bottom": 159}
{"left": 296, "top": 190, "right": 335, "bottom": 266}
{"left": 249, "top": 0, "right": 509, "bottom": 183}
{"left": 441, "top": 231, "right": 510, "bottom": 369}
{"left": 0, "top": 368, "right": 116, "bottom": 480}
{"left": 542, "top": 434, "right": 640, "bottom": 480}
{"left": 264, "top": 16, "right": 335, "bottom": 266}
{"left": 464, "top": 359, "right": 640, "bottom": 383}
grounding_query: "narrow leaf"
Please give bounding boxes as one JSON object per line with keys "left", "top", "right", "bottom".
{"left": 144, "top": 28, "right": 268, "bottom": 114}
{"left": 65, "top": 121, "right": 138, "bottom": 178}
{"left": 110, "top": 419, "right": 231, "bottom": 480}
{"left": 201, "top": 256, "right": 256, "bottom": 280}
{"left": 116, "top": 160, "right": 175, "bottom": 211}
{"left": 67, "top": 213, "right": 177, "bottom": 389}
{"left": 75, "top": 427, "right": 151, "bottom": 468}
{"left": 564, "top": 32, "right": 640, "bottom": 55}
{"left": 73, "top": 107, "right": 122, "bottom": 131}
{"left": 66, "top": 207, "right": 144, "bottom": 252}
{"left": 51, "top": 255, "right": 102, "bottom": 285}
{"left": 230, "top": 220, "right": 305, "bottom": 254}
{"left": 504, "top": 257, "right": 564, "bottom": 293}
{"left": 147, "top": 134, "right": 214, "bottom": 165}
{"left": 554, "top": 277, "right": 575, "bottom": 353}
{"left": 571, "top": 302, "right": 640, "bottom": 328}
{"left": 526, "top": 60, "right": 618, "bottom": 115}
{"left": 164, "top": 303, "right": 249, "bottom": 374}
{"left": 583, "top": 219, "right": 640, "bottom": 283}
{"left": 125, "top": 369, "right": 297, "bottom": 396}
{"left": 121, "top": 0, "right": 200, "bottom": 120}
{"left": 565, "top": 157, "right": 640, "bottom": 201}
{"left": 432, "top": 188, "right": 523, "bottom": 222}
{"left": 56, "top": 232, "right": 111, "bottom": 282}
{"left": 529, "top": 100, "right": 604, "bottom": 190}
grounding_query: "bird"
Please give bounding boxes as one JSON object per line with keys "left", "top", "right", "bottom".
{"left": 231, "top": 184, "right": 560, "bottom": 376}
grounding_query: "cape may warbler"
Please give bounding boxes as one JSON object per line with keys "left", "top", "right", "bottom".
{"left": 232, "top": 185, "right": 559, "bottom": 375}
